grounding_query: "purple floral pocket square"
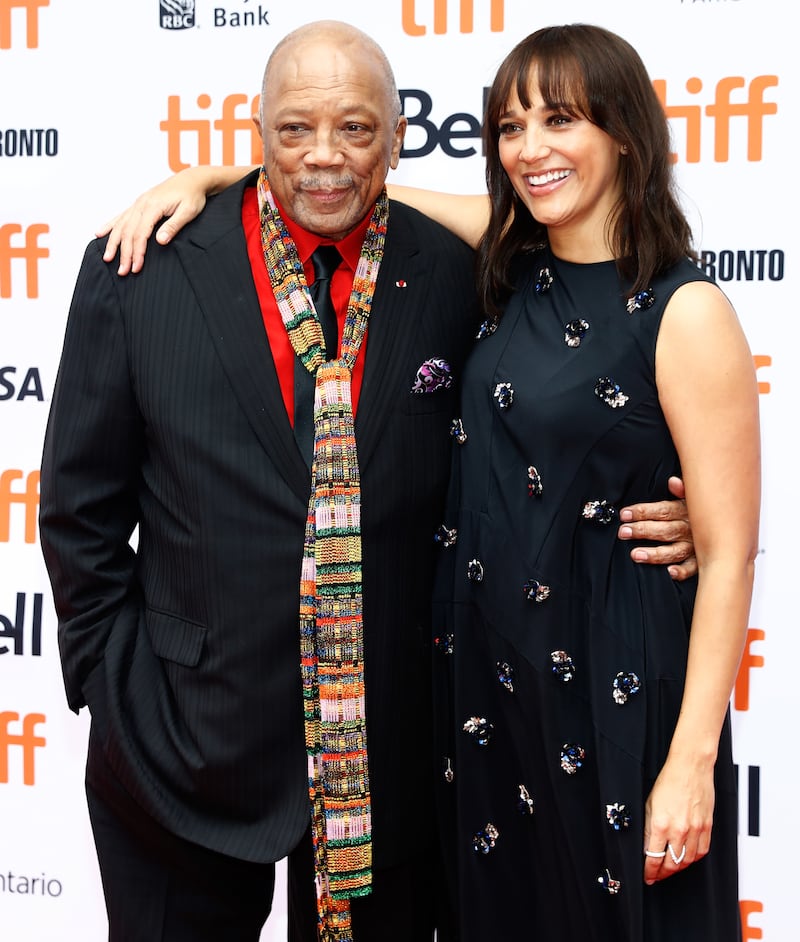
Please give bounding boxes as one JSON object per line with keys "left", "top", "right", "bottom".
{"left": 411, "top": 357, "right": 453, "bottom": 394}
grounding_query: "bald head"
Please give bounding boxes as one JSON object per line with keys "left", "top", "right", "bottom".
{"left": 261, "top": 21, "right": 401, "bottom": 127}
{"left": 253, "top": 20, "right": 407, "bottom": 240}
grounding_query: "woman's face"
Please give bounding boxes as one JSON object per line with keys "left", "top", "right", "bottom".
{"left": 497, "top": 73, "right": 625, "bottom": 257}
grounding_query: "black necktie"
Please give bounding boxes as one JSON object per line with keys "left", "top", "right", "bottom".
{"left": 294, "top": 245, "right": 342, "bottom": 466}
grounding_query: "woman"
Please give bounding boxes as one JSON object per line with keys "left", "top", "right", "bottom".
{"left": 100, "top": 25, "right": 757, "bottom": 940}
{"left": 425, "top": 26, "right": 755, "bottom": 941}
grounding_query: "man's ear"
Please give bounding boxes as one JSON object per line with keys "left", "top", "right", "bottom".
{"left": 389, "top": 116, "right": 408, "bottom": 170}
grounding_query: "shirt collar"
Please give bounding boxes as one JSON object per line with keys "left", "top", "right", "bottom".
{"left": 276, "top": 196, "right": 375, "bottom": 273}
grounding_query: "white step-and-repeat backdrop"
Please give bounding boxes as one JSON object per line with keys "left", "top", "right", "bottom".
{"left": 1, "top": 1, "right": 791, "bottom": 939}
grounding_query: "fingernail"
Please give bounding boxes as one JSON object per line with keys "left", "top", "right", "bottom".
{"left": 619, "top": 509, "right": 633, "bottom": 522}
{"left": 632, "top": 549, "right": 648, "bottom": 562}
{"left": 619, "top": 526, "right": 633, "bottom": 539}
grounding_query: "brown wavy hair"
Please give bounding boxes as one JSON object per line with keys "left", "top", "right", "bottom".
{"left": 477, "top": 23, "right": 696, "bottom": 319}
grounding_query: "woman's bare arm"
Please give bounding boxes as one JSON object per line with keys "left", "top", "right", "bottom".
{"left": 642, "top": 279, "right": 760, "bottom": 884}
{"left": 386, "top": 185, "right": 489, "bottom": 249}
{"left": 96, "top": 168, "right": 493, "bottom": 276}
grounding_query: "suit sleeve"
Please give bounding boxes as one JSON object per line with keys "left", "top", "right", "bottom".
{"left": 39, "top": 240, "right": 143, "bottom": 712}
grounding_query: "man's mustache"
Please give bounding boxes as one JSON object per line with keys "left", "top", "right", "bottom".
{"left": 299, "top": 177, "right": 354, "bottom": 190}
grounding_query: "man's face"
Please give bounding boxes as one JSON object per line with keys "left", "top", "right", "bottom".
{"left": 254, "top": 37, "right": 406, "bottom": 241}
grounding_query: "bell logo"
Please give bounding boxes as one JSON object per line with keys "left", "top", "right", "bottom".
{"left": 0, "top": 593, "right": 43, "bottom": 657}
{"left": 159, "top": 0, "right": 194, "bottom": 30}
{"left": 0, "top": 470, "right": 40, "bottom": 544}
{"left": 0, "top": 711, "right": 46, "bottom": 785}
{"left": 402, "top": 0, "right": 504, "bottom": 35}
{"left": 0, "top": 0, "right": 49, "bottom": 49}
{"left": 0, "top": 223, "right": 49, "bottom": 299}
{"left": 735, "top": 764, "right": 761, "bottom": 838}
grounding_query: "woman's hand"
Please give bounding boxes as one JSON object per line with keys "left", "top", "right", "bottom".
{"left": 642, "top": 755, "right": 715, "bottom": 885}
{"left": 96, "top": 165, "right": 253, "bottom": 275}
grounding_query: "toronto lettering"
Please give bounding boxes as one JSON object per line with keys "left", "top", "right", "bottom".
{"left": 698, "top": 249, "right": 783, "bottom": 282}
{"left": 0, "top": 129, "right": 58, "bottom": 157}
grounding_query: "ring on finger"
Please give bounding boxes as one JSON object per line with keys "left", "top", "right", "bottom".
{"left": 668, "top": 843, "right": 686, "bottom": 865}
{"left": 644, "top": 849, "right": 667, "bottom": 858}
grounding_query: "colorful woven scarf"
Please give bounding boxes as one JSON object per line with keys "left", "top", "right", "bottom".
{"left": 257, "top": 168, "right": 388, "bottom": 942}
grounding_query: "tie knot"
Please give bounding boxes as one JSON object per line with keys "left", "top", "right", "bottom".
{"left": 311, "top": 244, "right": 342, "bottom": 282}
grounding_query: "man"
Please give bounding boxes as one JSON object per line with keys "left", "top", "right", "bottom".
{"left": 40, "top": 20, "right": 692, "bottom": 942}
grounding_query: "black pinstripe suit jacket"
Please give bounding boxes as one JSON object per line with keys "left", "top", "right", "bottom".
{"left": 39, "top": 171, "right": 479, "bottom": 867}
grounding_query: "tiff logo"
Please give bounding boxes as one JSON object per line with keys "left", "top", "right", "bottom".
{"left": 0, "top": 0, "right": 49, "bottom": 49}
{"left": 0, "top": 224, "right": 49, "bottom": 298}
{"left": 0, "top": 593, "right": 42, "bottom": 656}
{"left": 734, "top": 627, "right": 765, "bottom": 711}
{"left": 753, "top": 356, "right": 771, "bottom": 395}
{"left": 654, "top": 75, "right": 778, "bottom": 163}
{"left": 739, "top": 901, "right": 763, "bottom": 942}
{"left": 0, "top": 711, "right": 45, "bottom": 785}
{"left": 161, "top": 93, "right": 261, "bottom": 171}
{"left": 0, "top": 470, "right": 39, "bottom": 543}
{"left": 402, "top": 0, "right": 504, "bottom": 35}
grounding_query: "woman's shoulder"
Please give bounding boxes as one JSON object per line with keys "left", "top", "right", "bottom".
{"left": 655, "top": 256, "right": 714, "bottom": 292}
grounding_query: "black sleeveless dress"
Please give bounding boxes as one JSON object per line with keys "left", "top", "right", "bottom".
{"left": 432, "top": 248, "right": 741, "bottom": 941}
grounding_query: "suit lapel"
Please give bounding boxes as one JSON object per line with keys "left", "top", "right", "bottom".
{"left": 174, "top": 172, "right": 310, "bottom": 507}
{"left": 356, "top": 203, "right": 432, "bottom": 470}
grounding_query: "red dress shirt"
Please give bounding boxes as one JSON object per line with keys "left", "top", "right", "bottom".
{"left": 242, "top": 187, "right": 370, "bottom": 423}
